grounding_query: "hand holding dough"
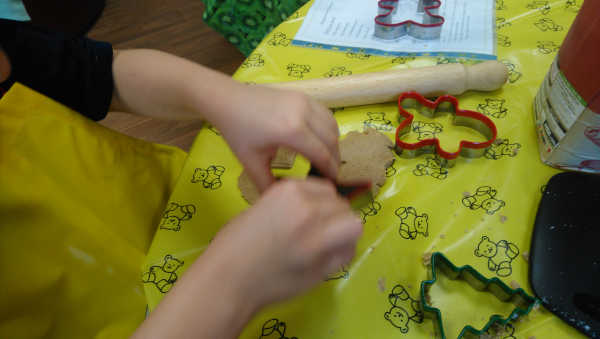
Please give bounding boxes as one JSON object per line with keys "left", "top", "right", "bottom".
{"left": 239, "top": 128, "right": 395, "bottom": 203}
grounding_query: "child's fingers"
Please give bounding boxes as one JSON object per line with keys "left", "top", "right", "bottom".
{"left": 320, "top": 212, "right": 363, "bottom": 251}
{"left": 308, "top": 100, "right": 340, "bottom": 164}
{"left": 323, "top": 244, "right": 357, "bottom": 278}
{"left": 306, "top": 113, "right": 340, "bottom": 166}
{"left": 309, "top": 100, "right": 339, "bottom": 139}
{"left": 242, "top": 154, "right": 276, "bottom": 193}
{"left": 282, "top": 125, "right": 338, "bottom": 179}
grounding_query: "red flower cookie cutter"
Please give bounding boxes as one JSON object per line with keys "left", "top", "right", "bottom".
{"left": 374, "top": 0, "right": 445, "bottom": 40}
{"left": 395, "top": 92, "right": 497, "bottom": 162}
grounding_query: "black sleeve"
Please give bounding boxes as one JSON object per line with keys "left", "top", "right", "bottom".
{"left": 0, "top": 19, "right": 113, "bottom": 121}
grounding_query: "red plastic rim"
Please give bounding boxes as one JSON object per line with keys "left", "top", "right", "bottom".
{"left": 394, "top": 92, "right": 497, "bottom": 160}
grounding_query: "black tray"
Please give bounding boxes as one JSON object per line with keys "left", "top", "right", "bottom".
{"left": 530, "top": 172, "right": 600, "bottom": 338}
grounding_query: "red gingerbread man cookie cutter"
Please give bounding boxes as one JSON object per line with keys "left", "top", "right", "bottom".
{"left": 395, "top": 92, "right": 497, "bottom": 163}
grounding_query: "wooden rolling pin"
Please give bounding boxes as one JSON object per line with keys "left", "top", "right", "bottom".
{"left": 267, "top": 60, "right": 508, "bottom": 107}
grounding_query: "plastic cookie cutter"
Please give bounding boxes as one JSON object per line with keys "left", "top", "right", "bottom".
{"left": 420, "top": 252, "right": 538, "bottom": 339}
{"left": 394, "top": 92, "right": 497, "bottom": 165}
{"left": 374, "top": 0, "right": 445, "bottom": 40}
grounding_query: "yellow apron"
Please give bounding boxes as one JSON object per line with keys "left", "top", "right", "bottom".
{"left": 0, "top": 83, "right": 187, "bottom": 338}
{"left": 144, "top": 0, "right": 586, "bottom": 337}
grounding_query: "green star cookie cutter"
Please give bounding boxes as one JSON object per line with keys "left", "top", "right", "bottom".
{"left": 420, "top": 252, "right": 539, "bottom": 338}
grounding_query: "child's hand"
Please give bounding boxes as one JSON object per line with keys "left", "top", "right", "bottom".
{"left": 204, "top": 178, "right": 362, "bottom": 308}
{"left": 134, "top": 178, "right": 362, "bottom": 339}
{"left": 211, "top": 84, "right": 340, "bottom": 192}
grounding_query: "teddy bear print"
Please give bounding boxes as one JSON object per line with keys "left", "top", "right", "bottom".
{"left": 359, "top": 200, "right": 382, "bottom": 223}
{"left": 384, "top": 284, "right": 424, "bottom": 333}
{"left": 484, "top": 139, "right": 521, "bottom": 160}
{"left": 386, "top": 159, "right": 398, "bottom": 177}
{"left": 537, "top": 41, "right": 560, "bottom": 54}
{"left": 191, "top": 165, "right": 225, "bottom": 189}
{"left": 527, "top": 0, "right": 551, "bottom": 14}
{"left": 395, "top": 207, "right": 429, "bottom": 240}
{"left": 496, "top": 17, "right": 511, "bottom": 30}
{"left": 364, "top": 112, "right": 394, "bottom": 132}
{"left": 565, "top": 0, "right": 580, "bottom": 12}
{"left": 142, "top": 254, "right": 184, "bottom": 293}
{"left": 412, "top": 121, "right": 443, "bottom": 140}
{"left": 323, "top": 66, "right": 352, "bottom": 78}
{"left": 413, "top": 155, "right": 449, "bottom": 180}
{"left": 535, "top": 18, "right": 563, "bottom": 32}
{"left": 500, "top": 60, "right": 522, "bottom": 83}
{"left": 267, "top": 32, "right": 291, "bottom": 47}
{"left": 497, "top": 34, "right": 512, "bottom": 48}
{"left": 478, "top": 98, "right": 508, "bottom": 119}
{"left": 286, "top": 63, "right": 311, "bottom": 78}
{"left": 259, "top": 319, "right": 298, "bottom": 339}
{"left": 462, "top": 186, "right": 506, "bottom": 215}
{"left": 241, "top": 53, "right": 265, "bottom": 68}
{"left": 326, "top": 265, "right": 349, "bottom": 281}
{"left": 474, "top": 236, "right": 520, "bottom": 277}
{"left": 159, "top": 202, "right": 196, "bottom": 231}
{"left": 392, "top": 55, "right": 416, "bottom": 64}
{"left": 496, "top": 0, "right": 506, "bottom": 10}
{"left": 346, "top": 49, "right": 371, "bottom": 60}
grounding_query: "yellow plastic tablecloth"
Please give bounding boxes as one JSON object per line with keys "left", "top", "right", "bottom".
{"left": 144, "top": 0, "right": 586, "bottom": 338}
{"left": 0, "top": 83, "right": 187, "bottom": 338}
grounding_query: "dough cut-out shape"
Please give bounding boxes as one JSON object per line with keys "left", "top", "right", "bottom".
{"left": 238, "top": 171, "right": 261, "bottom": 204}
{"left": 238, "top": 128, "right": 395, "bottom": 204}
{"left": 271, "top": 147, "right": 297, "bottom": 169}
{"left": 337, "top": 128, "right": 396, "bottom": 196}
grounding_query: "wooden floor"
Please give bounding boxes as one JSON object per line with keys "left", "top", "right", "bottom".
{"left": 89, "top": 0, "right": 245, "bottom": 150}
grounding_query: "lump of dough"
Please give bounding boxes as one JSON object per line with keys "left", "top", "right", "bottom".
{"left": 238, "top": 171, "right": 260, "bottom": 204}
{"left": 238, "top": 128, "right": 395, "bottom": 204}
{"left": 337, "top": 128, "right": 395, "bottom": 196}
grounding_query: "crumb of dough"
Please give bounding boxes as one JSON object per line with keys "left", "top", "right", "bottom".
{"left": 425, "top": 292, "right": 432, "bottom": 306}
{"left": 271, "top": 147, "right": 297, "bottom": 169}
{"left": 463, "top": 191, "right": 471, "bottom": 197}
{"left": 238, "top": 171, "right": 260, "bottom": 204}
{"left": 377, "top": 277, "right": 386, "bottom": 292}
{"left": 500, "top": 215, "right": 508, "bottom": 223}
{"left": 439, "top": 234, "right": 446, "bottom": 239}
{"left": 422, "top": 252, "right": 433, "bottom": 267}
{"left": 510, "top": 280, "right": 521, "bottom": 289}
{"left": 522, "top": 251, "right": 530, "bottom": 262}
{"left": 337, "top": 128, "right": 395, "bottom": 196}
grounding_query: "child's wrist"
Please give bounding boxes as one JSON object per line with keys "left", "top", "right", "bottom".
{"left": 193, "top": 245, "right": 267, "bottom": 319}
